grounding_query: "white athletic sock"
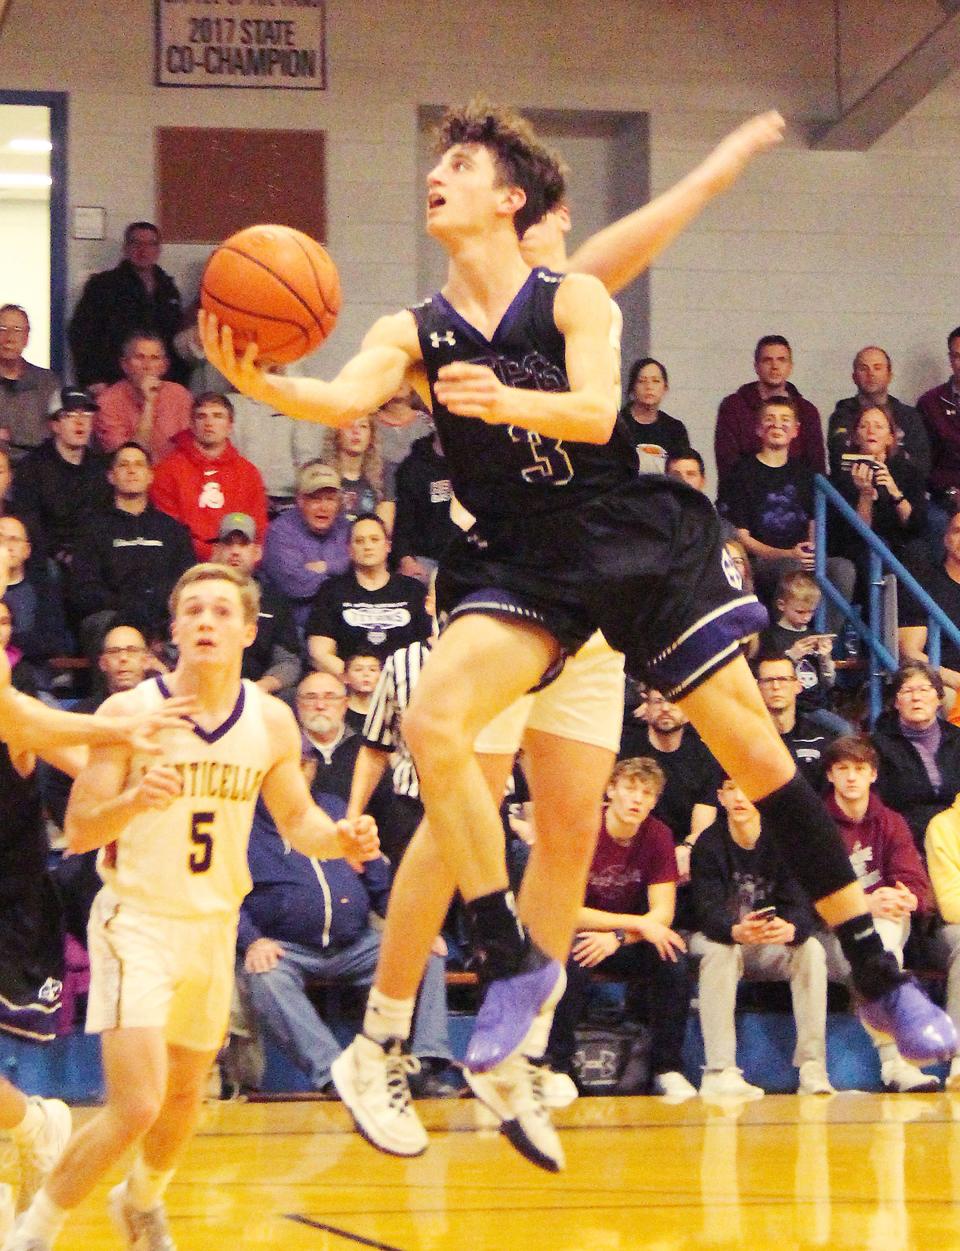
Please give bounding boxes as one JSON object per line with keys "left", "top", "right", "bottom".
{"left": 363, "top": 988, "right": 415, "bottom": 1045}
{"left": 8, "top": 1099, "right": 44, "bottom": 1142}
{"left": 127, "top": 1156, "right": 175, "bottom": 1212}
{"left": 17, "top": 1189, "right": 67, "bottom": 1242}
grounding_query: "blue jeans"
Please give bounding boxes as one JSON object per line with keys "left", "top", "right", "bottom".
{"left": 240, "top": 929, "right": 452, "bottom": 1089}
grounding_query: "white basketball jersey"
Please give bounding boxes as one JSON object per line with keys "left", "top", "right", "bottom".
{"left": 97, "top": 678, "right": 271, "bottom": 919}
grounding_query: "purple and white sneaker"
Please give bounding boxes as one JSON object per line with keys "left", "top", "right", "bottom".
{"left": 465, "top": 960, "right": 565, "bottom": 1074}
{"left": 859, "top": 979, "right": 958, "bottom": 1063}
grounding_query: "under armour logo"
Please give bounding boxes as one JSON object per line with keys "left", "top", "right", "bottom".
{"left": 430, "top": 331, "right": 456, "bottom": 348}
{"left": 538, "top": 272, "right": 563, "bottom": 284}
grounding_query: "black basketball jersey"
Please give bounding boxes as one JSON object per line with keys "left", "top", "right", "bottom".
{"left": 410, "top": 268, "right": 633, "bottom": 544}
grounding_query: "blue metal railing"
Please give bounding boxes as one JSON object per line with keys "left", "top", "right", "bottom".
{"left": 813, "top": 473, "right": 960, "bottom": 724}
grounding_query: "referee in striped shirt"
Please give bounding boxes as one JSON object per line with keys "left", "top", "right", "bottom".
{"left": 347, "top": 634, "right": 432, "bottom": 865}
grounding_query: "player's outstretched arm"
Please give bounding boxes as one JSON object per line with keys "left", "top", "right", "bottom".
{"left": 569, "top": 111, "right": 785, "bottom": 295}
{"left": 199, "top": 309, "right": 420, "bottom": 429}
{"left": 64, "top": 693, "right": 185, "bottom": 853}
{"left": 433, "top": 272, "right": 617, "bottom": 443}
{"left": 0, "top": 661, "right": 194, "bottom": 761}
{"left": 260, "top": 698, "right": 380, "bottom": 865}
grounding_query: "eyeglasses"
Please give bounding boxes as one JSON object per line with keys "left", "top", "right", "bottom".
{"left": 0, "top": 324, "right": 27, "bottom": 336}
{"left": 102, "top": 646, "right": 147, "bottom": 658}
{"left": 757, "top": 676, "right": 794, "bottom": 687}
{"left": 898, "top": 684, "right": 937, "bottom": 698}
{"left": 297, "top": 692, "right": 346, "bottom": 705}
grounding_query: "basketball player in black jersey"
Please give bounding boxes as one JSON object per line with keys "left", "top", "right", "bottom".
{"left": 203, "top": 101, "right": 955, "bottom": 1172}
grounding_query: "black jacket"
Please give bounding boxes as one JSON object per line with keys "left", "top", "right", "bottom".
{"left": 68, "top": 260, "right": 187, "bottom": 387}
{"left": 690, "top": 817, "right": 817, "bottom": 945}
{"left": 872, "top": 710, "right": 960, "bottom": 851}
{"left": 10, "top": 439, "right": 111, "bottom": 563}
{"left": 391, "top": 435, "right": 458, "bottom": 565}
{"left": 67, "top": 504, "right": 195, "bottom": 637}
{"left": 827, "top": 395, "right": 931, "bottom": 481}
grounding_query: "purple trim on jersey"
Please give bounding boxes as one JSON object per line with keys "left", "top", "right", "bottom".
{"left": 435, "top": 269, "right": 539, "bottom": 349}
{"left": 444, "top": 588, "right": 565, "bottom": 693}
{"left": 156, "top": 675, "right": 247, "bottom": 744}
{"left": 0, "top": 991, "right": 61, "bottom": 1043}
{"left": 647, "top": 598, "right": 769, "bottom": 701}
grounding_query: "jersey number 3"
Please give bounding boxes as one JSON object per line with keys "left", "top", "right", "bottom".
{"left": 509, "top": 427, "right": 573, "bottom": 485}
{"left": 189, "top": 811, "right": 215, "bottom": 874}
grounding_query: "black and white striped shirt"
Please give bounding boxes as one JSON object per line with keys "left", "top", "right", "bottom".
{"left": 361, "top": 639, "right": 432, "bottom": 800}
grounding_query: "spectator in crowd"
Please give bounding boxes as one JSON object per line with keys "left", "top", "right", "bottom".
{"left": 817, "top": 735, "right": 939, "bottom": 1092}
{"left": 93, "top": 332, "right": 193, "bottom": 463}
{"left": 0, "top": 446, "right": 12, "bottom": 513}
{"left": 390, "top": 427, "right": 458, "bottom": 582}
{"left": 830, "top": 406, "right": 928, "bottom": 585}
{"left": 665, "top": 449, "right": 738, "bottom": 544}
{"left": 619, "top": 690, "right": 721, "bottom": 874}
{"left": 297, "top": 670, "right": 392, "bottom": 811}
{"left": 68, "top": 220, "right": 187, "bottom": 389}
{"left": 150, "top": 391, "right": 267, "bottom": 560}
{"left": 758, "top": 571, "right": 850, "bottom": 735}
{"left": 67, "top": 441, "right": 194, "bottom": 651}
{"left": 0, "top": 514, "right": 71, "bottom": 664}
{"left": 714, "top": 335, "right": 825, "bottom": 481}
{"left": 237, "top": 809, "right": 456, "bottom": 1097}
{"left": 0, "top": 599, "right": 38, "bottom": 694}
{"left": 690, "top": 778, "right": 835, "bottom": 1099}
{"left": 755, "top": 654, "right": 838, "bottom": 789}
{"left": 342, "top": 651, "right": 382, "bottom": 734}
{"left": 210, "top": 512, "right": 301, "bottom": 698}
{"left": 0, "top": 303, "right": 60, "bottom": 462}
{"left": 373, "top": 387, "right": 435, "bottom": 500}
{"left": 322, "top": 415, "right": 390, "bottom": 526}
{"left": 545, "top": 758, "right": 695, "bottom": 1099}
{"left": 872, "top": 662, "right": 960, "bottom": 853}
{"left": 921, "top": 789, "right": 960, "bottom": 1090}
{"left": 827, "top": 346, "right": 930, "bottom": 479}
{"left": 899, "top": 512, "right": 960, "bottom": 712}
{"left": 717, "top": 396, "right": 855, "bottom": 609}
{"left": 10, "top": 388, "right": 110, "bottom": 569}
{"left": 261, "top": 461, "right": 352, "bottom": 635}
{"left": 227, "top": 367, "right": 302, "bottom": 512}
{"left": 619, "top": 357, "right": 690, "bottom": 475}
{"left": 917, "top": 325, "right": 960, "bottom": 555}
{"left": 306, "top": 514, "right": 431, "bottom": 675}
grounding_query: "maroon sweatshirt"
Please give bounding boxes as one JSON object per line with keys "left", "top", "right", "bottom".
{"left": 825, "top": 791, "right": 933, "bottom": 913}
{"left": 715, "top": 380, "right": 825, "bottom": 482}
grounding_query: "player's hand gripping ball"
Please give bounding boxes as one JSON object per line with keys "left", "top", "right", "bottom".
{"left": 200, "top": 224, "right": 341, "bottom": 365}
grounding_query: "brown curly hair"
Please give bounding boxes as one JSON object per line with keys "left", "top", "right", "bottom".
{"left": 434, "top": 97, "right": 568, "bottom": 238}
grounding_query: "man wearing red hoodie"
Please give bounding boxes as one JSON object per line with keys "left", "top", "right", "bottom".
{"left": 819, "top": 734, "right": 939, "bottom": 1092}
{"left": 150, "top": 391, "right": 268, "bottom": 560}
{"left": 714, "top": 335, "right": 825, "bottom": 484}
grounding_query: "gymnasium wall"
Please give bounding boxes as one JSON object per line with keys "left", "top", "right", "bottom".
{"left": 0, "top": 0, "right": 957, "bottom": 478}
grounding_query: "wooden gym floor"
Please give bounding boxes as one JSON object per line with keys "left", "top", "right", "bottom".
{"left": 46, "top": 1093, "right": 960, "bottom": 1250}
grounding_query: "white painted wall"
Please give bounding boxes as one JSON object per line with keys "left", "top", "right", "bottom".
{"left": 0, "top": 0, "right": 956, "bottom": 482}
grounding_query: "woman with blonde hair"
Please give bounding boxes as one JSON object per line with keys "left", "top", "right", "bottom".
{"left": 321, "top": 415, "right": 392, "bottom": 528}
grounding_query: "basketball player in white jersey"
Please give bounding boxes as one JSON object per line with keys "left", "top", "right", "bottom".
{"left": 0, "top": 550, "right": 196, "bottom": 1237}
{"left": 5, "top": 564, "right": 378, "bottom": 1251}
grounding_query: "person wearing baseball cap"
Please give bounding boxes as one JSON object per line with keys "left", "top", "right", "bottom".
{"left": 211, "top": 511, "right": 302, "bottom": 697}
{"left": 261, "top": 459, "right": 352, "bottom": 635}
{"left": 9, "top": 388, "right": 110, "bottom": 568}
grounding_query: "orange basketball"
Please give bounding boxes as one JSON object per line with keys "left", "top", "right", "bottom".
{"left": 200, "top": 224, "right": 341, "bottom": 364}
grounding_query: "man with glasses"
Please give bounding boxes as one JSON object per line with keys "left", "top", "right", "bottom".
{"left": 235, "top": 668, "right": 453, "bottom": 1097}
{"left": 68, "top": 222, "right": 188, "bottom": 391}
{"left": 0, "top": 304, "right": 60, "bottom": 463}
{"left": 0, "top": 515, "right": 71, "bottom": 670}
{"left": 755, "top": 653, "right": 837, "bottom": 790}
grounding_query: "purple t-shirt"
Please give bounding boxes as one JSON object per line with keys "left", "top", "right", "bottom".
{"left": 584, "top": 811, "right": 678, "bottom": 915}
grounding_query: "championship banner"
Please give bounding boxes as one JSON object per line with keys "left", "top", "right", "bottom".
{"left": 155, "top": 0, "right": 326, "bottom": 89}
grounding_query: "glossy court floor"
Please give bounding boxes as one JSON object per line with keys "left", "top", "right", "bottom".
{"left": 32, "top": 1092, "right": 960, "bottom": 1250}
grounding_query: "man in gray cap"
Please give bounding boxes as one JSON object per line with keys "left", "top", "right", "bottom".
{"left": 261, "top": 460, "right": 352, "bottom": 636}
{"left": 211, "top": 511, "right": 302, "bottom": 697}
